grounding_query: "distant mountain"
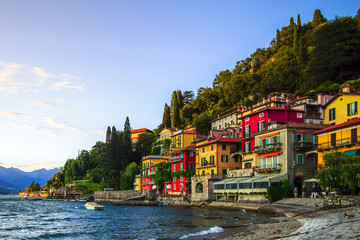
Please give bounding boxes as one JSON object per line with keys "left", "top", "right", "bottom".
{"left": 0, "top": 167, "right": 60, "bottom": 193}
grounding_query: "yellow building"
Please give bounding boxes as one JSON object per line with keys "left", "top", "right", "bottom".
{"left": 170, "top": 129, "right": 199, "bottom": 153}
{"left": 140, "top": 155, "right": 165, "bottom": 177}
{"left": 134, "top": 174, "right": 141, "bottom": 191}
{"left": 314, "top": 118, "right": 360, "bottom": 167}
{"left": 195, "top": 138, "right": 241, "bottom": 176}
{"left": 159, "top": 127, "right": 177, "bottom": 140}
{"left": 131, "top": 128, "right": 153, "bottom": 144}
{"left": 323, "top": 92, "right": 360, "bottom": 126}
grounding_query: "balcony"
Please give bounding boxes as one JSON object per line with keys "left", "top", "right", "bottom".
{"left": 317, "top": 136, "right": 360, "bottom": 150}
{"left": 293, "top": 141, "right": 313, "bottom": 151}
{"left": 305, "top": 112, "right": 322, "bottom": 119}
{"left": 254, "top": 163, "right": 282, "bottom": 173}
{"left": 254, "top": 143, "right": 281, "bottom": 154}
{"left": 148, "top": 171, "right": 156, "bottom": 176}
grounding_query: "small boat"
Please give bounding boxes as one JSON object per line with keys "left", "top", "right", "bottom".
{"left": 157, "top": 201, "right": 170, "bottom": 206}
{"left": 84, "top": 202, "right": 105, "bottom": 210}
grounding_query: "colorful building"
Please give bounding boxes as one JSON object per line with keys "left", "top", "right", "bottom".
{"left": 314, "top": 118, "right": 360, "bottom": 167}
{"left": 323, "top": 90, "right": 360, "bottom": 126}
{"left": 140, "top": 155, "right": 166, "bottom": 191}
{"left": 210, "top": 106, "right": 244, "bottom": 131}
{"left": 131, "top": 128, "right": 153, "bottom": 144}
{"left": 168, "top": 145, "right": 196, "bottom": 195}
{"left": 134, "top": 174, "right": 141, "bottom": 191}
{"left": 195, "top": 138, "right": 241, "bottom": 176}
{"left": 170, "top": 129, "right": 200, "bottom": 153}
{"left": 159, "top": 127, "right": 177, "bottom": 140}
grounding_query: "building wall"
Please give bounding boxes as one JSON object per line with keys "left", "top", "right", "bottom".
{"left": 324, "top": 94, "right": 360, "bottom": 125}
{"left": 211, "top": 113, "right": 237, "bottom": 130}
{"left": 317, "top": 125, "right": 360, "bottom": 166}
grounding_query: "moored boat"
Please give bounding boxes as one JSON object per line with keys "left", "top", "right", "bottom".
{"left": 84, "top": 202, "right": 104, "bottom": 210}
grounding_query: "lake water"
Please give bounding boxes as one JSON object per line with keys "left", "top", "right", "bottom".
{"left": 0, "top": 195, "right": 272, "bottom": 239}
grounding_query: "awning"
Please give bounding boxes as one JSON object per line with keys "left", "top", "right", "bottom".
{"left": 304, "top": 178, "right": 319, "bottom": 183}
{"left": 343, "top": 149, "right": 360, "bottom": 156}
{"left": 257, "top": 151, "right": 282, "bottom": 157}
{"left": 241, "top": 158, "right": 253, "bottom": 162}
{"left": 214, "top": 173, "right": 288, "bottom": 186}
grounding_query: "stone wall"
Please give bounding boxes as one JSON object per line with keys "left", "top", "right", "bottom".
{"left": 227, "top": 168, "right": 253, "bottom": 178}
{"left": 94, "top": 190, "right": 143, "bottom": 202}
{"left": 191, "top": 175, "right": 225, "bottom": 202}
{"left": 323, "top": 195, "right": 359, "bottom": 208}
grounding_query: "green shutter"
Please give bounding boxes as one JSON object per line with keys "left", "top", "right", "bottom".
{"left": 266, "top": 138, "right": 269, "bottom": 149}
{"left": 303, "top": 134, "right": 306, "bottom": 141}
{"left": 348, "top": 104, "right": 350, "bottom": 116}
{"left": 356, "top": 102, "right": 358, "bottom": 114}
{"left": 295, "top": 134, "right": 298, "bottom": 142}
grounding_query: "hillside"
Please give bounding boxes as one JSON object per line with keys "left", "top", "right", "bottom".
{"left": 0, "top": 167, "right": 59, "bottom": 193}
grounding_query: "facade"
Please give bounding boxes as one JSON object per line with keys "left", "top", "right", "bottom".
{"left": 170, "top": 129, "right": 199, "bottom": 153}
{"left": 140, "top": 155, "right": 166, "bottom": 191}
{"left": 159, "top": 127, "right": 177, "bottom": 140}
{"left": 314, "top": 118, "right": 360, "bottom": 167}
{"left": 168, "top": 145, "right": 196, "bottom": 195}
{"left": 253, "top": 122, "right": 327, "bottom": 192}
{"left": 210, "top": 106, "right": 244, "bottom": 130}
{"left": 195, "top": 138, "right": 241, "bottom": 176}
{"left": 323, "top": 92, "right": 360, "bottom": 126}
{"left": 131, "top": 128, "right": 153, "bottom": 144}
{"left": 134, "top": 175, "right": 141, "bottom": 191}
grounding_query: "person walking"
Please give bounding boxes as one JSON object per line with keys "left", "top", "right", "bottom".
{"left": 302, "top": 185, "right": 307, "bottom": 198}
{"left": 294, "top": 187, "right": 298, "bottom": 198}
{"left": 311, "top": 184, "right": 317, "bottom": 198}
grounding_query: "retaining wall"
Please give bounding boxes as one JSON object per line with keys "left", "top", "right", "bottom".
{"left": 323, "top": 195, "right": 359, "bottom": 208}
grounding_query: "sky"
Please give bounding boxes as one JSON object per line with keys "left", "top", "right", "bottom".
{"left": 0, "top": 1, "right": 358, "bottom": 172}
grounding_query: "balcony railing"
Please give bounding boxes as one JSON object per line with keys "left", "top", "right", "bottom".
{"left": 293, "top": 141, "right": 313, "bottom": 151}
{"left": 254, "top": 163, "right": 282, "bottom": 173}
{"left": 254, "top": 143, "right": 281, "bottom": 154}
{"left": 149, "top": 171, "right": 156, "bottom": 176}
{"left": 318, "top": 136, "right": 360, "bottom": 150}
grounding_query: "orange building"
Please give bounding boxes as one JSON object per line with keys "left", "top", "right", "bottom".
{"left": 131, "top": 128, "right": 153, "bottom": 144}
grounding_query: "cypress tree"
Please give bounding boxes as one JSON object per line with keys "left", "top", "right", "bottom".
{"left": 171, "top": 91, "right": 181, "bottom": 128}
{"left": 312, "top": 9, "right": 325, "bottom": 27}
{"left": 276, "top": 29, "right": 281, "bottom": 47}
{"left": 162, "top": 103, "right": 171, "bottom": 127}
{"left": 110, "top": 126, "right": 121, "bottom": 172}
{"left": 297, "top": 14, "right": 301, "bottom": 27}
{"left": 106, "top": 126, "right": 111, "bottom": 143}
{"left": 293, "top": 23, "right": 299, "bottom": 56}
{"left": 298, "top": 37, "right": 306, "bottom": 65}
{"left": 123, "top": 117, "right": 132, "bottom": 167}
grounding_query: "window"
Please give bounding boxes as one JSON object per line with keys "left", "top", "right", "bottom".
{"left": 202, "top": 147, "right": 205, "bottom": 153}
{"left": 329, "top": 108, "right": 336, "bottom": 121}
{"left": 219, "top": 124, "right": 221, "bottom": 129}
{"left": 180, "top": 163, "right": 184, "bottom": 171}
{"left": 244, "top": 142, "right": 250, "bottom": 152}
{"left": 209, "top": 155, "right": 215, "bottom": 165}
{"left": 180, "top": 152, "right": 184, "bottom": 159}
{"left": 180, "top": 176, "right": 184, "bottom": 181}
{"left": 173, "top": 164, "right": 177, "bottom": 172}
{"left": 222, "top": 144, "right": 226, "bottom": 150}
{"left": 245, "top": 117, "right": 249, "bottom": 122}
{"left": 297, "top": 154, "right": 304, "bottom": 165}
{"left": 211, "top": 145, "right": 214, "bottom": 151}
{"left": 211, "top": 169, "right": 214, "bottom": 175}
{"left": 190, "top": 151, "right": 195, "bottom": 156}
{"left": 348, "top": 102, "right": 358, "bottom": 116}
{"left": 173, "top": 184, "right": 176, "bottom": 190}
{"left": 231, "top": 120, "right": 234, "bottom": 124}
{"left": 222, "top": 169, "right": 227, "bottom": 175}
{"left": 297, "top": 113, "right": 303, "bottom": 118}
{"left": 202, "top": 171, "right": 205, "bottom": 176}
{"left": 259, "top": 112, "right": 264, "bottom": 117}
{"left": 173, "top": 177, "right": 177, "bottom": 182}
{"left": 221, "top": 155, "right": 228, "bottom": 162}
{"left": 331, "top": 133, "right": 336, "bottom": 147}
{"left": 244, "top": 125, "right": 251, "bottom": 138}
{"left": 225, "top": 122, "right": 227, "bottom": 127}
{"left": 189, "top": 162, "right": 194, "bottom": 171}
{"left": 226, "top": 183, "right": 237, "bottom": 189}
{"left": 272, "top": 156, "right": 278, "bottom": 169}
{"left": 351, "top": 128, "right": 357, "bottom": 144}
{"left": 196, "top": 183, "right": 203, "bottom": 192}
{"left": 214, "top": 184, "right": 224, "bottom": 190}
{"left": 261, "top": 157, "right": 266, "bottom": 169}
{"left": 244, "top": 162, "right": 252, "bottom": 169}
{"left": 258, "top": 121, "right": 266, "bottom": 132}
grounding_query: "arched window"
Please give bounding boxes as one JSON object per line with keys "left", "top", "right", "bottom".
{"left": 196, "top": 183, "right": 203, "bottom": 193}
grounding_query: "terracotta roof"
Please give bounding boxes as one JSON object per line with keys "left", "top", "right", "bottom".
{"left": 254, "top": 122, "right": 329, "bottom": 136}
{"left": 313, "top": 118, "right": 360, "bottom": 135}
{"left": 196, "top": 137, "right": 240, "bottom": 148}
{"left": 131, "top": 128, "right": 152, "bottom": 134}
{"left": 171, "top": 145, "right": 196, "bottom": 154}
{"left": 173, "top": 130, "right": 198, "bottom": 136}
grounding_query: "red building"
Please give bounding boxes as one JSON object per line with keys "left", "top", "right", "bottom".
{"left": 169, "top": 145, "right": 196, "bottom": 195}
{"left": 239, "top": 106, "right": 305, "bottom": 153}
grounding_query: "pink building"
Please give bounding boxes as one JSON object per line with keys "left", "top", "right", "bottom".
{"left": 169, "top": 145, "right": 196, "bottom": 195}
{"left": 239, "top": 106, "right": 305, "bottom": 153}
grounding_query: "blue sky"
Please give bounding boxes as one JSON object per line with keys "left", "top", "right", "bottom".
{"left": 0, "top": 1, "right": 358, "bottom": 171}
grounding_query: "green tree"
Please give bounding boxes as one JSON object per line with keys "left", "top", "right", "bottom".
{"left": 193, "top": 111, "right": 212, "bottom": 136}
{"left": 162, "top": 103, "right": 171, "bottom": 127}
{"left": 120, "top": 162, "right": 140, "bottom": 190}
{"left": 135, "top": 132, "right": 155, "bottom": 158}
{"left": 153, "top": 162, "right": 171, "bottom": 192}
{"left": 26, "top": 181, "right": 41, "bottom": 192}
{"left": 312, "top": 9, "right": 325, "bottom": 27}
{"left": 106, "top": 126, "right": 111, "bottom": 143}
{"left": 171, "top": 90, "right": 181, "bottom": 128}
{"left": 123, "top": 117, "right": 133, "bottom": 167}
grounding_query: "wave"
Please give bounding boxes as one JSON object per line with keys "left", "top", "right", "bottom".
{"left": 179, "top": 226, "right": 223, "bottom": 239}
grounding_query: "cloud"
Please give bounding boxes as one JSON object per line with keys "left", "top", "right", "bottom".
{"left": 0, "top": 112, "right": 25, "bottom": 117}
{"left": 31, "top": 99, "right": 56, "bottom": 108}
{"left": 10, "top": 122, "right": 57, "bottom": 135}
{"left": 0, "top": 60, "right": 84, "bottom": 94}
{"left": 43, "top": 115, "right": 89, "bottom": 136}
